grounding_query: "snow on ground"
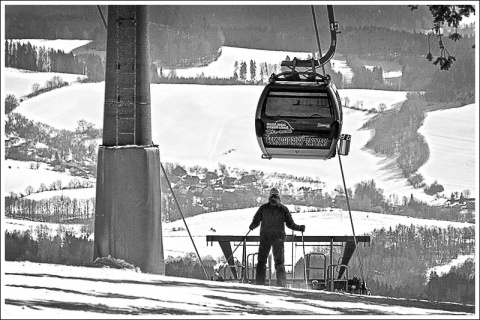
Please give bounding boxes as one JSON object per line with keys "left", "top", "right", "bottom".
{"left": 3, "top": 159, "right": 92, "bottom": 196}
{"left": 4, "top": 218, "right": 93, "bottom": 241}
{"left": 417, "top": 104, "right": 476, "bottom": 196}
{"left": 4, "top": 67, "right": 87, "bottom": 98}
{"left": 425, "top": 254, "right": 475, "bottom": 282}
{"left": 24, "top": 188, "right": 95, "bottom": 201}
{"left": 160, "top": 206, "right": 474, "bottom": 262}
{"left": 161, "top": 46, "right": 312, "bottom": 80}
{"left": 340, "top": 88, "right": 406, "bottom": 110}
{"left": 383, "top": 70, "right": 402, "bottom": 78}
{"left": 3, "top": 261, "right": 473, "bottom": 317}
{"left": 161, "top": 46, "right": 355, "bottom": 85}
{"left": 330, "top": 54, "right": 354, "bottom": 84}
{"left": 364, "top": 65, "right": 402, "bottom": 79}
{"left": 12, "top": 82, "right": 419, "bottom": 199}
{"left": 5, "top": 46, "right": 476, "bottom": 202}
{"left": 12, "top": 81, "right": 103, "bottom": 126}
{"left": 5, "top": 205, "right": 473, "bottom": 265}
{"left": 9, "top": 39, "right": 92, "bottom": 54}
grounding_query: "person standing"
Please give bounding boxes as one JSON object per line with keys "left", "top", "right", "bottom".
{"left": 249, "top": 188, "right": 305, "bottom": 287}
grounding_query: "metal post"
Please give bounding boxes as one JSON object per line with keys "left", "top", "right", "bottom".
{"left": 268, "top": 254, "right": 272, "bottom": 286}
{"left": 330, "top": 239, "right": 334, "bottom": 291}
{"left": 291, "top": 230, "right": 294, "bottom": 287}
{"left": 302, "top": 232, "right": 308, "bottom": 289}
{"left": 242, "top": 240, "right": 247, "bottom": 283}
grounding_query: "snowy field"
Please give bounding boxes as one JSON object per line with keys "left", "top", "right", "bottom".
{"left": 4, "top": 68, "right": 87, "bottom": 98}
{"left": 3, "top": 261, "right": 474, "bottom": 317}
{"left": 163, "top": 206, "right": 474, "bottom": 262}
{"left": 5, "top": 205, "right": 474, "bottom": 263}
{"left": 160, "top": 46, "right": 355, "bottom": 83}
{"left": 418, "top": 104, "right": 477, "bottom": 196}
{"left": 10, "top": 78, "right": 458, "bottom": 202}
{"left": 425, "top": 254, "right": 475, "bottom": 283}
{"left": 162, "top": 46, "right": 309, "bottom": 80}
{"left": 4, "top": 43, "right": 476, "bottom": 201}
{"left": 10, "top": 39, "right": 92, "bottom": 54}
{"left": 4, "top": 159, "right": 93, "bottom": 196}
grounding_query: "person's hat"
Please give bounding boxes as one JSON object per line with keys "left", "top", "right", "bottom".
{"left": 270, "top": 188, "right": 280, "bottom": 196}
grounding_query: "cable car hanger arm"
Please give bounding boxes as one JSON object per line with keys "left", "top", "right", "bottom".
{"left": 317, "top": 5, "right": 338, "bottom": 67}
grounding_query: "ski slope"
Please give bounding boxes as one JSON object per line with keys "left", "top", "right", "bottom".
{"left": 3, "top": 159, "right": 92, "bottom": 196}
{"left": 3, "top": 261, "right": 474, "bottom": 317}
{"left": 4, "top": 67, "right": 87, "bottom": 98}
{"left": 418, "top": 104, "right": 477, "bottom": 196}
{"left": 160, "top": 46, "right": 355, "bottom": 82}
{"left": 9, "top": 39, "right": 92, "bottom": 54}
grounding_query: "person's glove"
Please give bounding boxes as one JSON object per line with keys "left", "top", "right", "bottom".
{"left": 249, "top": 224, "right": 255, "bottom": 231}
{"left": 299, "top": 225, "right": 305, "bottom": 233}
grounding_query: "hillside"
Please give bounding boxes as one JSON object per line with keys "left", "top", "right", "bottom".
{"left": 9, "top": 76, "right": 474, "bottom": 201}
{"left": 4, "top": 43, "right": 476, "bottom": 201}
{"left": 2, "top": 261, "right": 475, "bottom": 317}
{"left": 5, "top": 204, "right": 474, "bottom": 261}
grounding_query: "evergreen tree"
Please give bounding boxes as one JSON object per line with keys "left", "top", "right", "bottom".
{"left": 239, "top": 61, "right": 247, "bottom": 81}
{"left": 233, "top": 61, "right": 239, "bottom": 80}
{"left": 249, "top": 59, "right": 257, "bottom": 82}
{"left": 5, "top": 94, "right": 19, "bottom": 114}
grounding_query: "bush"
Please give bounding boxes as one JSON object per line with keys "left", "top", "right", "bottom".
{"left": 424, "top": 181, "right": 445, "bottom": 196}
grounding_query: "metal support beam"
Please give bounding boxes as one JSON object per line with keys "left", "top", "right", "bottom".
{"left": 207, "top": 235, "right": 370, "bottom": 244}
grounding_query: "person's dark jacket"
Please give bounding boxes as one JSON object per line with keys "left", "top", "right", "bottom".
{"left": 249, "top": 202, "right": 303, "bottom": 237}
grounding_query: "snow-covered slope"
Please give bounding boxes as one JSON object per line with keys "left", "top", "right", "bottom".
{"left": 2, "top": 261, "right": 474, "bottom": 317}
{"left": 417, "top": 104, "right": 477, "bottom": 196}
{"left": 5, "top": 205, "right": 473, "bottom": 262}
{"left": 9, "top": 39, "right": 92, "bottom": 54}
{"left": 4, "top": 68, "right": 87, "bottom": 98}
{"left": 11, "top": 82, "right": 421, "bottom": 199}
{"left": 4, "top": 46, "right": 476, "bottom": 204}
{"left": 4, "top": 159, "right": 92, "bottom": 196}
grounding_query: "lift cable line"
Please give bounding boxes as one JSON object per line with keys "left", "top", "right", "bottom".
{"left": 337, "top": 146, "right": 366, "bottom": 282}
{"left": 97, "top": 5, "right": 108, "bottom": 30}
{"left": 160, "top": 163, "right": 209, "bottom": 280}
{"left": 311, "top": 4, "right": 366, "bottom": 285}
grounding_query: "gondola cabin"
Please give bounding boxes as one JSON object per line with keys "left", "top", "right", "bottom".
{"left": 255, "top": 64, "right": 344, "bottom": 160}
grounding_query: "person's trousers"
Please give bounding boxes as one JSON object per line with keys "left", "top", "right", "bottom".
{"left": 255, "top": 232, "right": 286, "bottom": 287}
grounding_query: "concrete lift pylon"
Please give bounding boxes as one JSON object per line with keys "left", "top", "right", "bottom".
{"left": 93, "top": 5, "right": 165, "bottom": 274}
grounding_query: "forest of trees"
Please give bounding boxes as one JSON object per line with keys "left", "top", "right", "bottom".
{"left": 349, "top": 225, "right": 475, "bottom": 303}
{"left": 5, "top": 195, "right": 96, "bottom": 225}
{"left": 148, "top": 18, "right": 224, "bottom": 68}
{"left": 5, "top": 40, "right": 105, "bottom": 82}
{"left": 287, "top": 224, "right": 475, "bottom": 303}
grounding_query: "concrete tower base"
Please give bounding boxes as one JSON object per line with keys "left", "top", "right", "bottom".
{"left": 94, "top": 146, "right": 164, "bottom": 274}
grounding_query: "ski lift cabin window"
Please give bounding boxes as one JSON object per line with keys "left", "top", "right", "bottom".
{"left": 255, "top": 82, "right": 342, "bottom": 160}
{"left": 265, "top": 92, "right": 333, "bottom": 118}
